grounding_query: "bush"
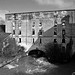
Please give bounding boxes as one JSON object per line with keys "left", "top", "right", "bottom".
{"left": 3, "top": 45, "right": 25, "bottom": 58}
{"left": 2, "top": 36, "right": 25, "bottom": 58}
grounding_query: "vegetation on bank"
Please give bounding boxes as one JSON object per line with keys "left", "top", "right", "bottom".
{"left": 0, "top": 33, "right": 74, "bottom": 64}
{"left": 0, "top": 34, "right": 25, "bottom": 58}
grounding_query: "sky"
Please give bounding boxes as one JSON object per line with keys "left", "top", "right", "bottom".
{"left": 0, "top": 0, "right": 75, "bottom": 12}
{"left": 0, "top": 0, "right": 75, "bottom": 19}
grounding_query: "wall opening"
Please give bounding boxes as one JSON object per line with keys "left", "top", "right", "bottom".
{"left": 0, "top": 25, "right": 5, "bottom": 32}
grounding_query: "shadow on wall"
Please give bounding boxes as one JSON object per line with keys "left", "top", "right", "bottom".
{"left": 29, "top": 15, "right": 70, "bottom": 50}
{"left": 27, "top": 20, "right": 74, "bottom": 63}
{"left": 28, "top": 24, "right": 63, "bottom": 51}
{"left": 28, "top": 38, "right": 73, "bottom": 63}
{"left": 28, "top": 15, "right": 74, "bottom": 52}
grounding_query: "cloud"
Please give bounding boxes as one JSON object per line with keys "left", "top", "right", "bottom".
{"left": 34, "top": 0, "right": 74, "bottom": 8}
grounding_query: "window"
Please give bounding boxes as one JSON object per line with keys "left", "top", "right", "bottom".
{"left": 54, "top": 21, "right": 57, "bottom": 27}
{"left": 54, "top": 39, "right": 57, "bottom": 43}
{"left": 39, "top": 29, "right": 42, "bottom": 35}
{"left": 13, "top": 35, "right": 15, "bottom": 38}
{"left": 32, "top": 22, "right": 35, "bottom": 27}
{"left": 33, "top": 22, "right": 35, "bottom": 24}
{"left": 6, "top": 15, "right": 12, "bottom": 21}
{"left": 19, "top": 30, "right": 21, "bottom": 35}
{"left": 33, "top": 38, "right": 34, "bottom": 44}
{"left": 54, "top": 24, "right": 57, "bottom": 27}
{"left": 18, "top": 21, "right": 22, "bottom": 27}
{"left": 40, "top": 38, "right": 42, "bottom": 44}
{"left": 54, "top": 28, "right": 57, "bottom": 35}
{"left": 13, "top": 30, "right": 15, "bottom": 35}
{"left": 62, "top": 39, "right": 65, "bottom": 43}
{"left": 21, "top": 15, "right": 27, "bottom": 20}
{"left": 19, "top": 38, "right": 21, "bottom": 43}
{"left": 12, "top": 21, "right": 15, "bottom": 27}
{"left": 32, "top": 24, "right": 35, "bottom": 27}
{"left": 18, "top": 23, "right": 21, "bottom": 27}
{"left": 54, "top": 31, "right": 57, "bottom": 35}
{"left": 62, "top": 29, "right": 65, "bottom": 35}
{"left": 29, "top": 14, "right": 33, "bottom": 20}
{"left": 32, "top": 29, "right": 35, "bottom": 35}
{"left": 39, "top": 22, "right": 42, "bottom": 26}
{"left": 62, "top": 22, "right": 65, "bottom": 26}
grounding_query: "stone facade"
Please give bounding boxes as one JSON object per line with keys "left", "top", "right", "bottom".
{"left": 5, "top": 10, "right": 75, "bottom": 52}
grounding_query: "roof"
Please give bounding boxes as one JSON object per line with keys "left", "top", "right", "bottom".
{"left": 5, "top": 9, "right": 75, "bottom": 15}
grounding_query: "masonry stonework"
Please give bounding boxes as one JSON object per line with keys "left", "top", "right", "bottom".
{"left": 5, "top": 10, "right": 75, "bottom": 52}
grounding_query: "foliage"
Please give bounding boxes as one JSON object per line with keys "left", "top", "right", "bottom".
{"left": 1, "top": 36, "right": 25, "bottom": 58}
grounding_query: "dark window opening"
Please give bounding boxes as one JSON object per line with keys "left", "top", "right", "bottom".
{"left": 39, "top": 29, "right": 42, "bottom": 35}
{"left": 54, "top": 39, "right": 57, "bottom": 43}
{"left": 62, "top": 30, "right": 65, "bottom": 35}
{"left": 54, "top": 25, "right": 57, "bottom": 27}
{"left": 32, "top": 29, "right": 35, "bottom": 35}
{"left": 54, "top": 27, "right": 57, "bottom": 32}
{"left": 33, "top": 38, "right": 34, "bottom": 44}
{"left": 19, "top": 38, "right": 21, "bottom": 43}
{"left": 40, "top": 38, "right": 42, "bottom": 44}
{"left": 62, "top": 35, "right": 65, "bottom": 39}
{"left": 19, "top": 30, "right": 21, "bottom": 35}
{"left": 13, "top": 30, "right": 15, "bottom": 34}
{"left": 62, "top": 39, "right": 65, "bottom": 43}
{"left": 0, "top": 25, "right": 5, "bottom": 32}
{"left": 39, "top": 22, "right": 42, "bottom": 26}
{"left": 54, "top": 31, "right": 57, "bottom": 35}
{"left": 32, "top": 22, "right": 35, "bottom": 27}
